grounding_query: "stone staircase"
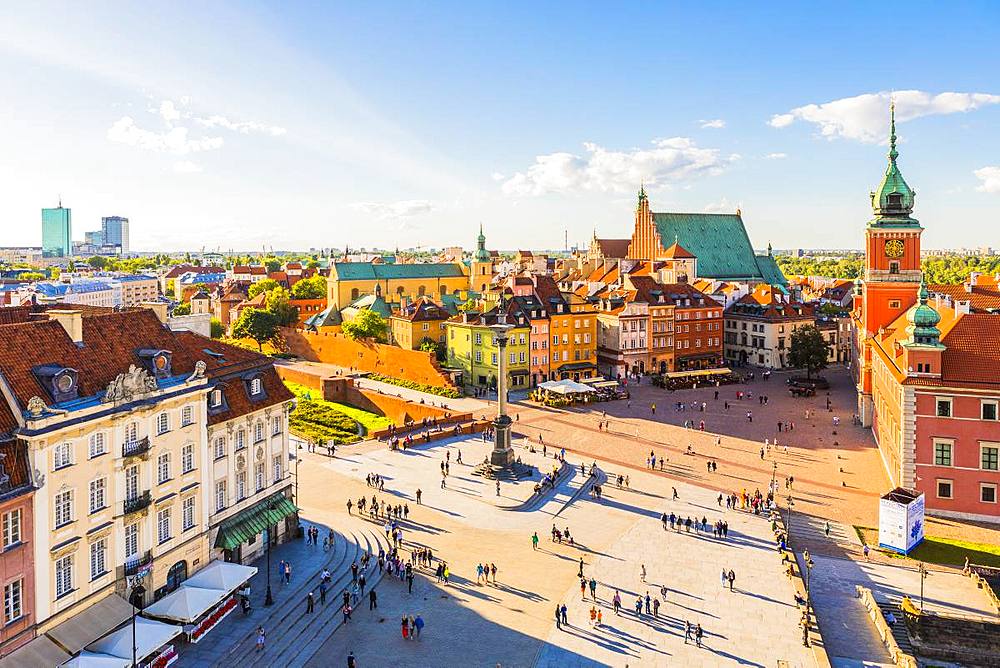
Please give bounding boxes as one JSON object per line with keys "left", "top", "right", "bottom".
{"left": 875, "top": 600, "right": 916, "bottom": 658}
{"left": 207, "top": 526, "right": 389, "bottom": 668}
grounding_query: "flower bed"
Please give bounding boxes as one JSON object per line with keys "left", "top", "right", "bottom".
{"left": 366, "top": 373, "right": 460, "bottom": 398}
{"left": 189, "top": 596, "right": 238, "bottom": 644}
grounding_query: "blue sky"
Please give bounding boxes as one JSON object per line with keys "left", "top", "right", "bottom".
{"left": 2, "top": 2, "right": 999, "bottom": 252}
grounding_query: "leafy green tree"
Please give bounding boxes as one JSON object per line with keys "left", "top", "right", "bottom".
{"left": 67, "top": 260, "right": 76, "bottom": 272}
{"left": 247, "top": 278, "right": 280, "bottom": 300}
{"left": 307, "top": 259, "right": 319, "bottom": 269}
{"left": 264, "top": 258, "right": 281, "bottom": 273}
{"left": 265, "top": 287, "right": 299, "bottom": 326}
{"left": 457, "top": 298, "right": 477, "bottom": 313}
{"left": 20, "top": 272, "right": 45, "bottom": 281}
{"left": 342, "top": 309, "right": 388, "bottom": 342}
{"left": 419, "top": 337, "right": 446, "bottom": 362}
{"left": 172, "top": 302, "right": 192, "bottom": 316}
{"left": 210, "top": 318, "right": 225, "bottom": 338}
{"left": 788, "top": 325, "right": 830, "bottom": 379}
{"left": 232, "top": 307, "right": 279, "bottom": 351}
{"left": 88, "top": 256, "right": 109, "bottom": 269}
{"left": 290, "top": 275, "right": 326, "bottom": 299}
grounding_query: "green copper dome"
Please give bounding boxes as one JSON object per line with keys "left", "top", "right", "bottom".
{"left": 475, "top": 223, "right": 490, "bottom": 262}
{"left": 905, "top": 276, "right": 943, "bottom": 346}
{"left": 869, "top": 102, "right": 920, "bottom": 227}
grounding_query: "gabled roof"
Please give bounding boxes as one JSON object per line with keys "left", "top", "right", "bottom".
{"left": 394, "top": 297, "right": 449, "bottom": 322}
{"left": 928, "top": 284, "right": 1000, "bottom": 313}
{"left": 650, "top": 212, "right": 786, "bottom": 285}
{"left": 341, "top": 293, "right": 392, "bottom": 320}
{"left": 594, "top": 238, "right": 631, "bottom": 259}
{"left": 304, "top": 304, "right": 343, "bottom": 328}
{"left": 163, "top": 265, "right": 224, "bottom": 279}
{"left": 661, "top": 241, "right": 696, "bottom": 259}
{"left": 331, "top": 262, "right": 465, "bottom": 281}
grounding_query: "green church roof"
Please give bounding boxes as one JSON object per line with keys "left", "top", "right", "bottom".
{"left": 651, "top": 212, "right": 787, "bottom": 285}
{"left": 332, "top": 262, "right": 465, "bottom": 281}
{"left": 870, "top": 101, "right": 920, "bottom": 228}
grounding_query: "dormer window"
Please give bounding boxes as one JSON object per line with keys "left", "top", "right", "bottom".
{"left": 251, "top": 378, "right": 262, "bottom": 396}
{"left": 137, "top": 349, "right": 173, "bottom": 379}
{"left": 209, "top": 389, "right": 223, "bottom": 408}
{"left": 32, "top": 365, "right": 79, "bottom": 403}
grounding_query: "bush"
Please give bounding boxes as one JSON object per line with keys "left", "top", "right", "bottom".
{"left": 366, "top": 373, "right": 460, "bottom": 398}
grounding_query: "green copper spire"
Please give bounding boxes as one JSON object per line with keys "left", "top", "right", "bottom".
{"left": 869, "top": 98, "right": 919, "bottom": 227}
{"left": 906, "top": 274, "right": 943, "bottom": 346}
{"left": 637, "top": 182, "right": 647, "bottom": 210}
{"left": 475, "top": 224, "right": 490, "bottom": 262}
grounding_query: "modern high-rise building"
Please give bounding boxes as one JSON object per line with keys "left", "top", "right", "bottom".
{"left": 101, "top": 215, "right": 129, "bottom": 254}
{"left": 84, "top": 230, "right": 104, "bottom": 246}
{"left": 41, "top": 204, "right": 72, "bottom": 257}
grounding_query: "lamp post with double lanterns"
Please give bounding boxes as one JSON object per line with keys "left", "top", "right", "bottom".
{"left": 128, "top": 581, "right": 146, "bottom": 668}
{"left": 264, "top": 497, "right": 276, "bottom": 607}
{"left": 919, "top": 561, "right": 928, "bottom": 612}
{"left": 802, "top": 548, "right": 814, "bottom": 647}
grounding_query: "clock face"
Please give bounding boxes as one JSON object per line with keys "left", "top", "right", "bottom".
{"left": 884, "top": 239, "right": 905, "bottom": 259}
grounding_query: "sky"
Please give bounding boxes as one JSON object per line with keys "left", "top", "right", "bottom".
{"left": 1, "top": 2, "right": 999, "bottom": 253}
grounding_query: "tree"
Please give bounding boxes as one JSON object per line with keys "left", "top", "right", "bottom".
{"left": 210, "top": 317, "right": 224, "bottom": 338}
{"left": 265, "top": 287, "right": 299, "bottom": 326}
{"left": 172, "top": 302, "right": 192, "bottom": 316}
{"left": 788, "top": 325, "right": 830, "bottom": 379}
{"left": 231, "top": 307, "right": 279, "bottom": 351}
{"left": 20, "top": 272, "right": 45, "bottom": 281}
{"left": 290, "top": 275, "right": 326, "bottom": 299}
{"left": 457, "top": 298, "right": 477, "bottom": 313}
{"left": 341, "top": 309, "right": 387, "bottom": 342}
{"left": 419, "top": 337, "right": 446, "bottom": 362}
{"left": 247, "top": 278, "right": 280, "bottom": 300}
{"left": 306, "top": 259, "right": 319, "bottom": 270}
{"left": 88, "top": 256, "right": 109, "bottom": 269}
{"left": 67, "top": 260, "right": 76, "bottom": 272}
{"left": 264, "top": 258, "right": 281, "bottom": 273}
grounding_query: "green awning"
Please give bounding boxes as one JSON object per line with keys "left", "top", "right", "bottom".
{"left": 214, "top": 492, "right": 297, "bottom": 551}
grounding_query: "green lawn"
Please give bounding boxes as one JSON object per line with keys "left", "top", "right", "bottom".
{"left": 284, "top": 380, "right": 394, "bottom": 432}
{"left": 855, "top": 526, "right": 1000, "bottom": 568}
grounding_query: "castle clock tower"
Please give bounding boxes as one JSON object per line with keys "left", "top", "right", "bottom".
{"left": 854, "top": 102, "right": 924, "bottom": 425}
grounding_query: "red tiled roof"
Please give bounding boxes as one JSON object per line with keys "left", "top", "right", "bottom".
{"left": 595, "top": 239, "right": 631, "bottom": 258}
{"left": 661, "top": 241, "right": 696, "bottom": 259}
{"left": 0, "top": 309, "right": 292, "bottom": 435}
{"left": 928, "top": 284, "right": 1000, "bottom": 313}
{"left": 394, "top": 298, "right": 448, "bottom": 323}
{"left": 164, "top": 265, "right": 224, "bottom": 279}
{"left": 939, "top": 314, "right": 1000, "bottom": 387}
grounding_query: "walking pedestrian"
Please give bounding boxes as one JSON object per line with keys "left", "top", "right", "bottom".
{"left": 532, "top": 532, "right": 539, "bottom": 550}
{"left": 306, "top": 591, "right": 315, "bottom": 613}
{"left": 728, "top": 569, "right": 736, "bottom": 591}
{"left": 555, "top": 604, "right": 562, "bottom": 629}
{"left": 695, "top": 623, "right": 704, "bottom": 647}
{"left": 684, "top": 620, "right": 692, "bottom": 643}
{"left": 369, "top": 589, "right": 377, "bottom": 609}
{"left": 560, "top": 603, "right": 568, "bottom": 625}
{"left": 414, "top": 614, "right": 424, "bottom": 638}
{"left": 255, "top": 626, "right": 265, "bottom": 653}
{"left": 347, "top": 651, "right": 356, "bottom": 668}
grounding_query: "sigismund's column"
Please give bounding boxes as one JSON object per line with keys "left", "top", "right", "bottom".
{"left": 489, "top": 317, "right": 515, "bottom": 467}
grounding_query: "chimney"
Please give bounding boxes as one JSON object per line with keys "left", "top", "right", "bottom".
{"left": 142, "top": 301, "right": 169, "bottom": 323}
{"left": 400, "top": 295, "right": 408, "bottom": 312}
{"left": 48, "top": 309, "right": 83, "bottom": 343}
{"left": 955, "top": 300, "right": 971, "bottom": 316}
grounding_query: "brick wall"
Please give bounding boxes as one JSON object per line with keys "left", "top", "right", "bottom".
{"left": 280, "top": 328, "right": 455, "bottom": 388}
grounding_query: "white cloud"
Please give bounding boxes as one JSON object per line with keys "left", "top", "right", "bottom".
{"left": 159, "top": 100, "right": 182, "bottom": 123}
{"left": 769, "top": 90, "right": 1000, "bottom": 143}
{"left": 172, "top": 160, "right": 203, "bottom": 174}
{"left": 702, "top": 197, "right": 739, "bottom": 213}
{"left": 107, "top": 116, "right": 223, "bottom": 155}
{"left": 501, "top": 137, "right": 737, "bottom": 197}
{"left": 975, "top": 166, "right": 1000, "bottom": 193}
{"left": 764, "top": 152, "right": 787, "bottom": 160}
{"left": 195, "top": 115, "right": 287, "bottom": 137}
{"left": 491, "top": 172, "right": 506, "bottom": 182}
{"left": 699, "top": 119, "right": 726, "bottom": 129}
{"left": 350, "top": 200, "right": 434, "bottom": 219}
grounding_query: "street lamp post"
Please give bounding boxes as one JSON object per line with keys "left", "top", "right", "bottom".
{"left": 802, "top": 549, "right": 814, "bottom": 647}
{"left": 128, "top": 582, "right": 145, "bottom": 668}
{"left": 919, "top": 562, "right": 928, "bottom": 612}
{"left": 770, "top": 460, "right": 777, "bottom": 496}
{"left": 264, "top": 500, "right": 275, "bottom": 606}
{"left": 786, "top": 493, "right": 794, "bottom": 543}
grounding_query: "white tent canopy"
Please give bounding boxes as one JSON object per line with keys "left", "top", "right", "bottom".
{"left": 184, "top": 560, "right": 256, "bottom": 592}
{"left": 537, "top": 379, "right": 596, "bottom": 395}
{"left": 62, "top": 617, "right": 181, "bottom": 667}
{"left": 143, "top": 561, "right": 257, "bottom": 624}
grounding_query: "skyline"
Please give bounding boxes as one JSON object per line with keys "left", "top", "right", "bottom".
{"left": 2, "top": 3, "right": 1000, "bottom": 252}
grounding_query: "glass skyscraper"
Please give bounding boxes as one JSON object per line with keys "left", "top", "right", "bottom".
{"left": 101, "top": 216, "right": 129, "bottom": 254}
{"left": 41, "top": 205, "right": 72, "bottom": 257}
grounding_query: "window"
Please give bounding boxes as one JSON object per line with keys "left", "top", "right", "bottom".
{"left": 982, "top": 484, "right": 997, "bottom": 504}
{"left": 209, "top": 389, "right": 223, "bottom": 408}
{"left": 888, "top": 299, "right": 901, "bottom": 309}
{"left": 54, "top": 442, "right": 72, "bottom": 470}
{"left": 254, "top": 420, "right": 264, "bottom": 443}
{"left": 272, "top": 416, "right": 282, "bottom": 436}
{"left": 474, "top": 333, "right": 482, "bottom": 345}
{"left": 236, "top": 430, "right": 246, "bottom": 450}
{"left": 2, "top": 510, "right": 20, "bottom": 548}
{"left": 236, "top": 472, "right": 246, "bottom": 501}
{"left": 89, "top": 478, "right": 106, "bottom": 514}
{"left": 474, "top": 351, "right": 482, "bottom": 363}
{"left": 89, "top": 433, "right": 106, "bottom": 458}
{"left": 182, "top": 497, "right": 195, "bottom": 531}
{"left": 889, "top": 261, "right": 899, "bottom": 275}
{"left": 936, "top": 479, "right": 953, "bottom": 499}
{"left": 936, "top": 398, "right": 952, "bottom": 418}
{"left": 982, "top": 444, "right": 999, "bottom": 471}
{"left": 124, "top": 523, "right": 138, "bottom": 559}
{"left": 983, "top": 401, "right": 998, "bottom": 421}
{"left": 124, "top": 422, "right": 138, "bottom": 445}
{"left": 215, "top": 481, "right": 227, "bottom": 512}
{"left": 4, "top": 579, "right": 22, "bottom": 623}
{"left": 54, "top": 490, "right": 73, "bottom": 528}
{"left": 156, "top": 412, "right": 169, "bottom": 435}
{"left": 125, "top": 465, "right": 139, "bottom": 500}
{"left": 90, "top": 538, "right": 107, "bottom": 580}
{"left": 55, "top": 554, "right": 73, "bottom": 598}
{"left": 157, "top": 508, "right": 171, "bottom": 544}
{"left": 273, "top": 455, "right": 282, "bottom": 483}
{"left": 214, "top": 436, "right": 226, "bottom": 460}
{"left": 181, "top": 406, "right": 194, "bottom": 426}
{"left": 250, "top": 378, "right": 263, "bottom": 396}
{"left": 182, "top": 444, "right": 194, "bottom": 473}
{"left": 157, "top": 453, "right": 171, "bottom": 484}
{"left": 255, "top": 463, "right": 265, "bottom": 492}
{"left": 933, "top": 440, "right": 953, "bottom": 467}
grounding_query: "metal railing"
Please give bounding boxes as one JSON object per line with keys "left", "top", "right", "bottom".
{"left": 123, "top": 550, "right": 153, "bottom": 577}
{"left": 122, "top": 437, "right": 150, "bottom": 459}
{"left": 123, "top": 491, "right": 151, "bottom": 516}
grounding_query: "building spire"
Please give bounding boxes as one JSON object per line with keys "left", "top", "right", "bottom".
{"left": 888, "top": 97, "right": 898, "bottom": 163}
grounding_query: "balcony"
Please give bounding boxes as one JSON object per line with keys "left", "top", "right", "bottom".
{"left": 122, "top": 437, "right": 150, "bottom": 459}
{"left": 122, "top": 550, "right": 153, "bottom": 577}
{"left": 123, "top": 491, "right": 151, "bottom": 516}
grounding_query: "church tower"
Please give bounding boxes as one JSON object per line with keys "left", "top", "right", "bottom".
{"left": 854, "top": 102, "right": 924, "bottom": 425}
{"left": 470, "top": 224, "right": 494, "bottom": 293}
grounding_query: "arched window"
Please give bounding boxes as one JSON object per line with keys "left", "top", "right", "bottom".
{"left": 350, "top": 288, "right": 360, "bottom": 300}
{"left": 418, "top": 285, "right": 426, "bottom": 296}
{"left": 397, "top": 286, "right": 405, "bottom": 295}
{"left": 166, "top": 560, "right": 188, "bottom": 593}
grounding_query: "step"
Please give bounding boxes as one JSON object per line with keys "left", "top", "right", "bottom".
{"left": 554, "top": 466, "right": 607, "bottom": 518}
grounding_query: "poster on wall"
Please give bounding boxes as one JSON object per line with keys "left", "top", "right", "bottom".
{"left": 878, "top": 488, "right": 924, "bottom": 554}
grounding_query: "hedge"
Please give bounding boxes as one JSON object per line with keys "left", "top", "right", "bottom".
{"left": 366, "top": 373, "right": 461, "bottom": 398}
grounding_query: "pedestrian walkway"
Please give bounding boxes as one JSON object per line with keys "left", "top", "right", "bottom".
{"left": 175, "top": 517, "right": 387, "bottom": 667}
